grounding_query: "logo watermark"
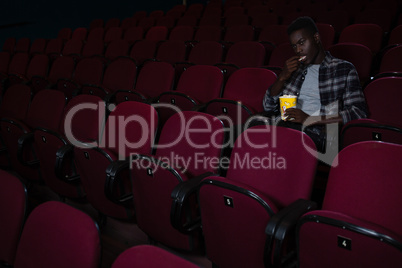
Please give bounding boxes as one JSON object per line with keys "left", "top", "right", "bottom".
{"left": 63, "top": 101, "right": 340, "bottom": 169}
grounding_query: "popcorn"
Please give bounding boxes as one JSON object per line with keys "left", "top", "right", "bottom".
{"left": 299, "top": 56, "right": 307, "bottom": 62}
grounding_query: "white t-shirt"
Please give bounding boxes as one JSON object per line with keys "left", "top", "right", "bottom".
{"left": 297, "top": 64, "right": 321, "bottom": 116}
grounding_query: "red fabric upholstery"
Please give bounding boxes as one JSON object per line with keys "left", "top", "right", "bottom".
{"left": 298, "top": 141, "right": 402, "bottom": 268}
{"left": 14, "top": 201, "right": 101, "bottom": 268}
{"left": 0, "top": 170, "right": 26, "bottom": 265}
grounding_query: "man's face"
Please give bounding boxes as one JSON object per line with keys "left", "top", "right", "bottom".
{"left": 289, "top": 28, "right": 320, "bottom": 65}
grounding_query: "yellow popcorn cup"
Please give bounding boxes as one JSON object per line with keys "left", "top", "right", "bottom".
{"left": 279, "top": 95, "right": 297, "bottom": 120}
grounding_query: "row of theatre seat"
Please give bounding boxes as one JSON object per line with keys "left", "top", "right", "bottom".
{"left": 1, "top": 170, "right": 197, "bottom": 268}
{"left": 0, "top": 96, "right": 401, "bottom": 267}
{"left": 81, "top": 0, "right": 401, "bottom": 34}
{"left": 3, "top": 21, "right": 402, "bottom": 89}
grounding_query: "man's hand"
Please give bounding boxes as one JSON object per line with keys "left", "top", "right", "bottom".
{"left": 278, "top": 56, "right": 301, "bottom": 82}
{"left": 269, "top": 56, "right": 302, "bottom": 97}
{"left": 284, "top": 108, "right": 309, "bottom": 123}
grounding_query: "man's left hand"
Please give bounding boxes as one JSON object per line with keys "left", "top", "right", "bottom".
{"left": 284, "top": 108, "right": 309, "bottom": 123}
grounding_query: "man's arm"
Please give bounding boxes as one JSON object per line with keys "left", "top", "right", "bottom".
{"left": 284, "top": 109, "right": 343, "bottom": 125}
{"left": 263, "top": 56, "right": 301, "bottom": 112}
{"left": 270, "top": 56, "right": 301, "bottom": 96}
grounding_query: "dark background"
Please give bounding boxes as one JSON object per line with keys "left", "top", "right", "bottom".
{"left": 0, "top": 0, "right": 208, "bottom": 46}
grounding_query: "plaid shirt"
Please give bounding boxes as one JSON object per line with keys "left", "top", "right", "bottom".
{"left": 263, "top": 52, "right": 368, "bottom": 124}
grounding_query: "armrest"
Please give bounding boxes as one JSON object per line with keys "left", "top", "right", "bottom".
{"left": 104, "top": 160, "right": 132, "bottom": 205}
{"left": 264, "top": 199, "right": 317, "bottom": 267}
{"left": 17, "top": 132, "right": 40, "bottom": 167}
{"left": 55, "top": 144, "right": 80, "bottom": 182}
{"left": 170, "top": 171, "right": 215, "bottom": 234}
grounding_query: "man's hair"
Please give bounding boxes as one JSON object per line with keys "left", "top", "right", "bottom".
{"left": 287, "top": 16, "right": 319, "bottom": 36}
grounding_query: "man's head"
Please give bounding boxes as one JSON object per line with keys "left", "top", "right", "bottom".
{"left": 287, "top": 16, "right": 325, "bottom": 65}
{"left": 287, "top": 16, "right": 319, "bottom": 37}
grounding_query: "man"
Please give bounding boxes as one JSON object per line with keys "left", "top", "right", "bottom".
{"left": 263, "top": 17, "right": 367, "bottom": 152}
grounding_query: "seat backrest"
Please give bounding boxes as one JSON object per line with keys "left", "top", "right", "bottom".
{"left": 176, "top": 15, "right": 198, "bottom": 27}
{"left": 74, "top": 57, "right": 104, "bottom": 86}
{"left": 47, "top": 56, "right": 75, "bottom": 84}
{"left": 2, "top": 37, "right": 16, "bottom": 53}
{"left": 87, "top": 27, "right": 105, "bottom": 42}
{"left": 81, "top": 38, "right": 104, "bottom": 58}
{"left": 134, "top": 61, "right": 175, "bottom": 98}
{"left": 100, "top": 101, "right": 158, "bottom": 159}
{"left": 355, "top": 8, "right": 392, "bottom": 33}
{"left": 129, "top": 39, "right": 158, "bottom": 65}
{"left": 57, "top": 27, "right": 72, "bottom": 41}
{"left": 25, "top": 54, "right": 49, "bottom": 80}
{"left": 29, "top": 38, "right": 47, "bottom": 55}
{"left": 224, "top": 14, "right": 250, "bottom": 27}
{"left": 169, "top": 25, "right": 195, "bottom": 41}
{"left": 224, "top": 41, "right": 266, "bottom": 68}
{"left": 0, "top": 170, "right": 26, "bottom": 266}
{"left": 186, "top": 3, "right": 204, "bottom": 18}
{"left": 188, "top": 41, "right": 223, "bottom": 65}
{"left": 223, "top": 25, "right": 255, "bottom": 42}
{"left": 323, "top": 141, "right": 402, "bottom": 236}
{"left": 0, "top": 51, "right": 10, "bottom": 74}
{"left": 156, "top": 16, "right": 176, "bottom": 28}
{"left": 316, "top": 10, "right": 349, "bottom": 34}
{"left": 8, "top": 52, "right": 29, "bottom": 76}
{"left": 388, "top": 25, "right": 402, "bottom": 45}
{"left": 340, "top": 118, "right": 402, "bottom": 148}
{"left": 364, "top": 76, "right": 402, "bottom": 126}
{"left": 133, "top": 10, "right": 147, "bottom": 21}
{"left": 45, "top": 38, "right": 63, "bottom": 56}
{"left": 223, "top": 67, "right": 277, "bottom": 113}
{"left": 149, "top": 10, "right": 164, "bottom": 19}
{"left": 120, "top": 17, "right": 138, "bottom": 31}
{"left": 199, "top": 14, "right": 222, "bottom": 26}
{"left": 25, "top": 89, "right": 66, "bottom": 131}
{"left": 226, "top": 125, "right": 317, "bottom": 207}
{"left": 105, "top": 18, "right": 120, "bottom": 30}
{"left": 102, "top": 57, "right": 137, "bottom": 93}
{"left": 258, "top": 24, "right": 289, "bottom": 46}
{"left": 89, "top": 18, "right": 104, "bottom": 30}
{"left": 61, "top": 39, "right": 83, "bottom": 58}
{"left": 316, "top": 23, "right": 335, "bottom": 50}
{"left": 138, "top": 17, "right": 156, "bottom": 31}
{"left": 224, "top": 6, "right": 245, "bottom": 16}
{"left": 123, "top": 26, "right": 144, "bottom": 44}
{"left": 328, "top": 42, "right": 372, "bottom": 83}
{"left": 104, "top": 39, "right": 130, "bottom": 60}
{"left": 155, "top": 111, "right": 225, "bottom": 176}
{"left": 62, "top": 94, "right": 105, "bottom": 143}
{"left": 71, "top": 27, "right": 88, "bottom": 41}
{"left": 104, "top": 27, "right": 123, "bottom": 43}
{"left": 176, "top": 65, "right": 224, "bottom": 103}
{"left": 15, "top": 38, "right": 30, "bottom": 53}
{"left": 251, "top": 13, "right": 279, "bottom": 29}
{"left": 14, "top": 201, "right": 101, "bottom": 268}
{"left": 338, "top": 23, "right": 383, "bottom": 53}
{"left": 194, "top": 25, "right": 222, "bottom": 42}
{"left": 0, "top": 84, "right": 31, "bottom": 120}
{"left": 155, "top": 40, "right": 187, "bottom": 64}
{"left": 268, "top": 42, "right": 295, "bottom": 68}
{"left": 379, "top": 45, "right": 402, "bottom": 74}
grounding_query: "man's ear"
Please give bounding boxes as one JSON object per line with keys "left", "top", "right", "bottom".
{"left": 314, "top": 33, "right": 320, "bottom": 44}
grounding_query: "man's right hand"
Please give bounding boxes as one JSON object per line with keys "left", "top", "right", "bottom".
{"left": 278, "top": 56, "right": 301, "bottom": 82}
{"left": 269, "top": 56, "right": 301, "bottom": 97}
